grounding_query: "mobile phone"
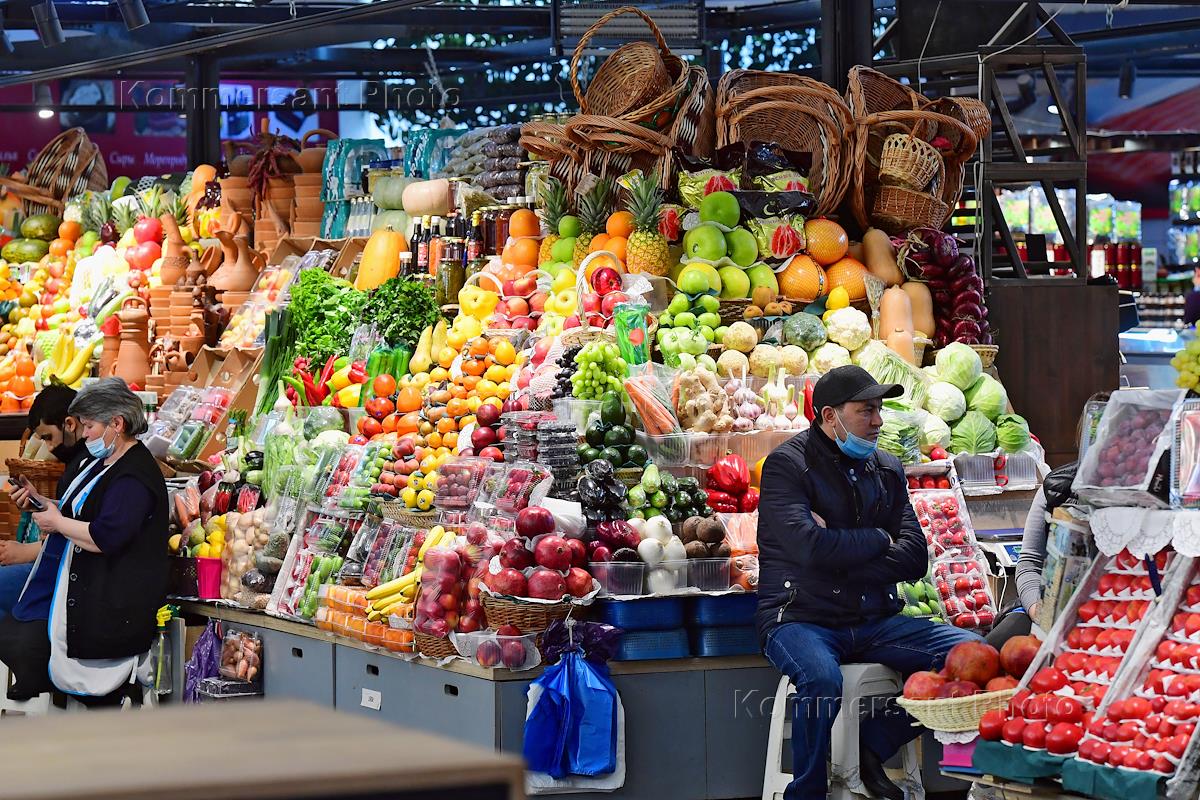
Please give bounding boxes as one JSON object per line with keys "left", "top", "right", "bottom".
{"left": 19, "top": 476, "right": 45, "bottom": 511}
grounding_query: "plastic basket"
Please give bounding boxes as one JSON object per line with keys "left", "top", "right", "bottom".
{"left": 1002, "top": 453, "right": 1039, "bottom": 489}
{"left": 953, "top": 454, "right": 997, "bottom": 490}
{"left": 689, "top": 625, "right": 760, "bottom": 657}
{"left": 551, "top": 397, "right": 602, "bottom": 434}
{"left": 196, "top": 557, "right": 222, "bottom": 600}
{"left": 615, "top": 628, "right": 689, "bottom": 661}
{"left": 896, "top": 688, "right": 1016, "bottom": 733}
{"left": 591, "top": 561, "right": 645, "bottom": 597}
{"left": 596, "top": 597, "right": 684, "bottom": 631}
{"left": 688, "top": 558, "right": 731, "bottom": 591}
{"left": 688, "top": 593, "right": 758, "bottom": 627}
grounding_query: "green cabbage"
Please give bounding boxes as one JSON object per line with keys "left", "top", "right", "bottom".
{"left": 934, "top": 342, "right": 982, "bottom": 390}
{"left": 303, "top": 406, "right": 345, "bottom": 440}
{"left": 926, "top": 381, "right": 967, "bottom": 422}
{"left": 921, "top": 414, "right": 952, "bottom": 454}
{"left": 964, "top": 374, "right": 1009, "bottom": 422}
{"left": 996, "top": 413, "right": 1031, "bottom": 452}
{"left": 950, "top": 410, "right": 997, "bottom": 455}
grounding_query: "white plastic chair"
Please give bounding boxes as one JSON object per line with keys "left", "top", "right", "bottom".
{"left": 0, "top": 661, "right": 50, "bottom": 717}
{"left": 763, "top": 664, "right": 923, "bottom": 800}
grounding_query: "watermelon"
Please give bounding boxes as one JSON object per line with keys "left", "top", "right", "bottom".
{"left": 20, "top": 213, "right": 61, "bottom": 241}
{"left": 2, "top": 238, "right": 49, "bottom": 263}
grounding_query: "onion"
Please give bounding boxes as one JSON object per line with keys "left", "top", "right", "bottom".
{"left": 933, "top": 234, "right": 960, "bottom": 267}
{"left": 949, "top": 254, "right": 975, "bottom": 277}
{"left": 935, "top": 331, "right": 951, "bottom": 348}
{"left": 921, "top": 263, "right": 948, "bottom": 280}
{"left": 953, "top": 319, "right": 982, "bottom": 339}
{"left": 933, "top": 291, "right": 953, "bottom": 308}
{"left": 957, "top": 335, "right": 980, "bottom": 345}
{"left": 955, "top": 302, "right": 984, "bottom": 320}
{"left": 955, "top": 288, "right": 983, "bottom": 308}
{"left": 952, "top": 274, "right": 983, "bottom": 295}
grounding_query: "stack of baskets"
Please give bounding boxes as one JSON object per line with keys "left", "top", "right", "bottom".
{"left": 714, "top": 70, "right": 853, "bottom": 216}
{"left": 520, "top": 6, "right": 713, "bottom": 193}
{"left": 845, "top": 67, "right": 987, "bottom": 234}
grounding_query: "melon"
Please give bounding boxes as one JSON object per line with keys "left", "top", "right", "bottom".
{"left": 825, "top": 257, "right": 869, "bottom": 303}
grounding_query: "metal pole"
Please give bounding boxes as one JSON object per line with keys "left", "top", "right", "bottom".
{"left": 184, "top": 56, "right": 221, "bottom": 168}
{"left": 820, "top": 0, "right": 873, "bottom": 91}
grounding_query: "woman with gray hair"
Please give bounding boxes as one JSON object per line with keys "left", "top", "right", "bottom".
{"left": 0, "top": 377, "right": 168, "bottom": 707}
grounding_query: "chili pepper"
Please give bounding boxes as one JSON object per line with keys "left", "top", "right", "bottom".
{"left": 300, "top": 373, "right": 323, "bottom": 406}
{"left": 705, "top": 488, "right": 739, "bottom": 513}
{"left": 738, "top": 487, "right": 760, "bottom": 513}
{"left": 803, "top": 377, "right": 815, "bottom": 423}
{"left": 282, "top": 375, "right": 306, "bottom": 404}
{"left": 318, "top": 353, "right": 339, "bottom": 388}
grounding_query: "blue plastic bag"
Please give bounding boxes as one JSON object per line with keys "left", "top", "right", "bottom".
{"left": 523, "top": 650, "right": 619, "bottom": 779}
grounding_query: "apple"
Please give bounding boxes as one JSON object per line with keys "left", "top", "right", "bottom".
{"left": 563, "top": 315, "right": 581, "bottom": 330}
{"left": 534, "top": 535, "right": 572, "bottom": 571}
{"left": 600, "top": 291, "right": 630, "bottom": 317}
{"left": 512, "top": 275, "right": 538, "bottom": 296}
{"left": 516, "top": 506, "right": 556, "bottom": 538}
{"left": 479, "top": 446, "right": 504, "bottom": 462}
{"left": 476, "top": 639, "right": 502, "bottom": 667}
{"left": 526, "top": 568, "right": 567, "bottom": 600}
{"left": 565, "top": 567, "right": 593, "bottom": 597}
{"left": 581, "top": 292, "right": 602, "bottom": 314}
{"left": 501, "top": 639, "right": 528, "bottom": 670}
{"left": 529, "top": 291, "right": 549, "bottom": 313}
{"left": 475, "top": 403, "right": 501, "bottom": 428}
{"left": 471, "top": 426, "right": 498, "bottom": 450}
{"left": 590, "top": 266, "right": 623, "bottom": 295}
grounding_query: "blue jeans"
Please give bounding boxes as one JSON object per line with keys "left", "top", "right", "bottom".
{"left": 763, "top": 615, "right": 982, "bottom": 799}
{"left": 0, "top": 562, "right": 34, "bottom": 620}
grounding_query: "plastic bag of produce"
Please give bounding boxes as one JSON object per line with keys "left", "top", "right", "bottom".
{"left": 218, "top": 628, "right": 262, "bottom": 683}
{"left": 183, "top": 620, "right": 222, "bottom": 703}
{"left": 413, "top": 546, "right": 470, "bottom": 640}
{"left": 1073, "top": 389, "right": 1185, "bottom": 508}
{"left": 879, "top": 407, "right": 924, "bottom": 465}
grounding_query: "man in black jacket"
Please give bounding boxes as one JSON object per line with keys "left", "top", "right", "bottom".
{"left": 757, "top": 366, "right": 981, "bottom": 800}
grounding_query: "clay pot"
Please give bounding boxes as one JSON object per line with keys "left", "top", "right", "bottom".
{"left": 179, "top": 335, "right": 204, "bottom": 360}
{"left": 112, "top": 297, "right": 152, "bottom": 387}
{"left": 220, "top": 291, "right": 251, "bottom": 309}
{"left": 297, "top": 129, "right": 337, "bottom": 173}
{"left": 159, "top": 213, "right": 189, "bottom": 287}
{"left": 98, "top": 328, "right": 121, "bottom": 380}
{"left": 209, "top": 231, "right": 263, "bottom": 293}
{"left": 224, "top": 142, "right": 255, "bottom": 178}
{"left": 293, "top": 173, "right": 324, "bottom": 187}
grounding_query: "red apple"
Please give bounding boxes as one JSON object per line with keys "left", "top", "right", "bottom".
{"left": 512, "top": 275, "right": 538, "bottom": 296}
{"left": 600, "top": 291, "right": 630, "bottom": 317}
{"left": 581, "top": 292, "right": 602, "bottom": 313}
{"left": 529, "top": 291, "right": 549, "bottom": 313}
{"left": 476, "top": 639, "right": 502, "bottom": 667}
{"left": 471, "top": 426, "right": 498, "bottom": 450}
{"left": 590, "top": 266, "right": 622, "bottom": 295}
{"left": 501, "top": 639, "right": 528, "bottom": 669}
{"left": 479, "top": 446, "right": 504, "bottom": 462}
{"left": 475, "top": 403, "right": 501, "bottom": 427}
{"left": 505, "top": 296, "right": 530, "bottom": 317}
{"left": 497, "top": 624, "right": 522, "bottom": 636}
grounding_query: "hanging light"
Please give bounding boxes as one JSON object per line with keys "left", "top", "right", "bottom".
{"left": 115, "top": 0, "right": 149, "bottom": 30}
{"left": 34, "top": 83, "right": 54, "bottom": 119}
{"left": 31, "top": 1, "right": 65, "bottom": 47}
{"left": 1119, "top": 60, "right": 1136, "bottom": 100}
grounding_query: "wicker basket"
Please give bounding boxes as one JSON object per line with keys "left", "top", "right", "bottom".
{"left": 718, "top": 298, "right": 754, "bottom": 326}
{"left": 970, "top": 344, "right": 999, "bottom": 369}
{"left": 896, "top": 688, "right": 1016, "bottom": 733}
{"left": 415, "top": 632, "right": 458, "bottom": 660}
{"left": 0, "top": 435, "right": 65, "bottom": 537}
{"left": 846, "top": 66, "right": 925, "bottom": 117}
{"left": 878, "top": 133, "right": 943, "bottom": 191}
{"left": 871, "top": 185, "right": 951, "bottom": 235}
{"left": 0, "top": 127, "right": 108, "bottom": 215}
{"left": 379, "top": 502, "right": 436, "bottom": 527}
{"left": 482, "top": 592, "right": 574, "bottom": 633}
{"left": 559, "top": 326, "right": 616, "bottom": 351}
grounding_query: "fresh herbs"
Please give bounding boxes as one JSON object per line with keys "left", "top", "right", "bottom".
{"left": 361, "top": 277, "right": 440, "bottom": 350}
{"left": 289, "top": 269, "right": 366, "bottom": 366}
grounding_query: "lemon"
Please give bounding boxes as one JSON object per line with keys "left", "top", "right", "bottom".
{"left": 168, "top": 533, "right": 182, "bottom": 553}
{"left": 826, "top": 285, "right": 850, "bottom": 311}
{"left": 197, "top": 543, "right": 211, "bottom": 559}
{"left": 410, "top": 473, "right": 425, "bottom": 492}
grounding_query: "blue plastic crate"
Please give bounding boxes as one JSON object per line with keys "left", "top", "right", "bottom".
{"left": 689, "top": 625, "right": 760, "bottom": 657}
{"left": 615, "top": 628, "right": 690, "bottom": 661}
{"left": 596, "top": 598, "right": 685, "bottom": 631}
{"left": 687, "top": 593, "right": 758, "bottom": 627}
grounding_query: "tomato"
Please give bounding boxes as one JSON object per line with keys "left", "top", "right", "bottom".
{"left": 372, "top": 373, "right": 397, "bottom": 399}
{"left": 126, "top": 240, "right": 161, "bottom": 270}
{"left": 907, "top": 477, "right": 919, "bottom": 489}
{"left": 920, "top": 476, "right": 936, "bottom": 489}
{"left": 1046, "top": 696, "right": 1084, "bottom": 725}
{"left": 935, "top": 477, "right": 951, "bottom": 489}
{"left": 1046, "top": 723, "right": 1083, "bottom": 755}
{"left": 1022, "top": 723, "right": 1048, "bottom": 749}
{"left": 1001, "top": 718, "right": 1027, "bottom": 744}
{"left": 1107, "top": 745, "right": 1130, "bottom": 768}
{"left": 979, "top": 709, "right": 1006, "bottom": 741}
{"left": 364, "top": 396, "right": 395, "bottom": 421}
{"left": 1029, "top": 667, "right": 1069, "bottom": 694}
{"left": 1123, "top": 697, "right": 1152, "bottom": 720}
{"left": 1090, "top": 740, "right": 1112, "bottom": 764}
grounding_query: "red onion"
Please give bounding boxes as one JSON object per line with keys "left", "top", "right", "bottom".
{"left": 952, "top": 274, "right": 983, "bottom": 295}
{"left": 955, "top": 302, "right": 984, "bottom": 319}
{"left": 921, "top": 263, "right": 948, "bottom": 280}
{"left": 933, "top": 234, "right": 960, "bottom": 267}
{"left": 933, "top": 291, "right": 953, "bottom": 308}
{"left": 955, "top": 288, "right": 983, "bottom": 307}
{"left": 953, "top": 319, "right": 982, "bottom": 339}
{"left": 949, "top": 254, "right": 975, "bottom": 277}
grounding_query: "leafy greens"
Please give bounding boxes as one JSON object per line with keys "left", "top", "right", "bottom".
{"left": 361, "top": 277, "right": 440, "bottom": 349}
{"left": 290, "top": 269, "right": 366, "bottom": 365}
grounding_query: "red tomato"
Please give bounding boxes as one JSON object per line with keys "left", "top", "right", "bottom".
{"left": 1022, "top": 723, "right": 1048, "bottom": 749}
{"left": 1029, "top": 667, "right": 1069, "bottom": 694}
{"left": 1001, "top": 718, "right": 1027, "bottom": 744}
{"left": 979, "top": 709, "right": 1006, "bottom": 741}
{"left": 1046, "top": 723, "right": 1084, "bottom": 755}
{"left": 1047, "top": 696, "right": 1084, "bottom": 725}
{"left": 372, "top": 373, "right": 397, "bottom": 399}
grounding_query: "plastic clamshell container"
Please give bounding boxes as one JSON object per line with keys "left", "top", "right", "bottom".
{"left": 591, "top": 561, "right": 645, "bottom": 597}
{"left": 634, "top": 431, "right": 728, "bottom": 468}
{"left": 690, "top": 625, "right": 760, "bottom": 657}
{"left": 688, "top": 593, "right": 758, "bottom": 627}
{"left": 451, "top": 631, "right": 540, "bottom": 671}
{"left": 688, "top": 558, "right": 731, "bottom": 591}
{"left": 615, "top": 628, "right": 690, "bottom": 661}
{"left": 596, "top": 597, "right": 685, "bottom": 631}
{"left": 551, "top": 397, "right": 602, "bottom": 433}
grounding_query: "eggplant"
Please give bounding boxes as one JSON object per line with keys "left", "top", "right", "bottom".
{"left": 586, "top": 459, "right": 615, "bottom": 480}
{"left": 577, "top": 476, "right": 605, "bottom": 506}
{"left": 612, "top": 547, "right": 640, "bottom": 563}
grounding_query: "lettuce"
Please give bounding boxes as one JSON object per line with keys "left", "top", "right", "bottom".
{"left": 950, "top": 410, "right": 997, "bottom": 454}
{"left": 926, "top": 381, "right": 967, "bottom": 422}
{"left": 964, "top": 374, "right": 1009, "bottom": 422}
{"left": 934, "top": 342, "right": 982, "bottom": 390}
{"left": 996, "top": 413, "right": 1031, "bottom": 453}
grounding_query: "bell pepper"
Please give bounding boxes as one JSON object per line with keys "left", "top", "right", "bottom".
{"left": 707, "top": 453, "right": 750, "bottom": 495}
{"left": 705, "top": 488, "right": 739, "bottom": 513}
{"left": 739, "top": 487, "right": 760, "bottom": 513}
{"left": 803, "top": 377, "right": 815, "bottom": 423}
{"left": 328, "top": 365, "right": 354, "bottom": 392}
{"left": 348, "top": 360, "right": 368, "bottom": 384}
{"left": 335, "top": 383, "right": 362, "bottom": 408}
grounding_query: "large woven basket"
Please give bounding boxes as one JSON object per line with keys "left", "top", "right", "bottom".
{"left": 897, "top": 688, "right": 1016, "bottom": 733}
{"left": 0, "top": 434, "right": 65, "bottom": 539}
{"left": 415, "top": 631, "right": 458, "bottom": 660}
{"left": 0, "top": 128, "right": 108, "bottom": 216}
{"left": 482, "top": 592, "right": 574, "bottom": 633}
{"left": 846, "top": 66, "right": 926, "bottom": 118}
{"left": 872, "top": 185, "right": 950, "bottom": 234}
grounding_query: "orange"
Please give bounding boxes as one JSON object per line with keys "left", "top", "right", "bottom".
{"left": 15, "top": 358, "right": 34, "bottom": 378}
{"left": 10, "top": 376, "right": 35, "bottom": 397}
{"left": 777, "top": 254, "right": 828, "bottom": 302}
{"left": 502, "top": 237, "right": 539, "bottom": 268}
{"left": 437, "top": 346, "right": 457, "bottom": 369}
{"left": 426, "top": 431, "right": 442, "bottom": 449}
{"left": 429, "top": 367, "right": 449, "bottom": 383}
{"left": 469, "top": 337, "right": 489, "bottom": 357}
{"left": 825, "top": 257, "right": 869, "bottom": 302}
{"left": 48, "top": 239, "right": 71, "bottom": 258}
{"left": 58, "top": 220, "right": 81, "bottom": 242}
{"left": 437, "top": 417, "right": 457, "bottom": 434}
{"left": 804, "top": 218, "right": 849, "bottom": 266}
{"left": 606, "top": 211, "right": 634, "bottom": 239}
{"left": 508, "top": 209, "right": 540, "bottom": 239}
{"left": 463, "top": 357, "right": 485, "bottom": 377}
{"left": 0, "top": 395, "right": 18, "bottom": 413}
{"left": 589, "top": 233, "right": 611, "bottom": 253}
{"left": 447, "top": 398, "right": 469, "bottom": 418}
{"left": 462, "top": 374, "right": 481, "bottom": 392}
{"left": 606, "top": 236, "right": 627, "bottom": 262}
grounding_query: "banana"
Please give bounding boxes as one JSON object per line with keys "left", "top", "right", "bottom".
{"left": 365, "top": 566, "right": 421, "bottom": 601}
{"left": 54, "top": 336, "right": 99, "bottom": 385}
{"left": 417, "top": 525, "right": 446, "bottom": 562}
{"left": 48, "top": 331, "right": 67, "bottom": 371}
{"left": 58, "top": 334, "right": 76, "bottom": 373}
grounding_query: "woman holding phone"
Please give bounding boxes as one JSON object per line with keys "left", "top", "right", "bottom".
{"left": 0, "top": 378, "right": 168, "bottom": 706}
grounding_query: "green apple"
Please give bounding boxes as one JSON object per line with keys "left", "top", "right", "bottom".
{"left": 668, "top": 292, "right": 691, "bottom": 315}
{"left": 558, "top": 215, "right": 581, "bottom": 238}
{"left": 674, "top": 311, "right": 697, "bottom": 329}
{"left": 551, "top": 236, "right": 577, "bottom": 263}
{"left": 714, "top": 325, "right": 729, "bottom": 343}
{"left": 683, "top": 223, "right": 728, "bottom": 261}
{"left": 679, "top": 262, "right": 722, "bottom": 294}
{"left": 699, "top": 191, "right": 740, "bottom": 228}
{"left": 696, "top": 294, "right": 720, "bottom": 314}
{"left": 697, "top": 311, "right": 722, "bottom": 330}
{"left": 678, "top": 269, "right": 710, "bottom": 296}
{"left": 110, "top": 176, "right": 131, "bottom": 199}
{"left": 745, "top": 262, "right": 780, "bottom": 296}
{"left": 725, "top": 228, "right": 759, "bottom": 267}
{"left": 188, "top": 528, "right": 206, "bottom": 547}
{"left": 717, "top": 266, "right": 751, "bottom": 299}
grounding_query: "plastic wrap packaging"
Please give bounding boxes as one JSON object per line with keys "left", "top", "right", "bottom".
{"left": 220, "top": 507, "right": 275, "bottom": 602}
{"left": 540, "top": 618, "right": 624, "bottom": 666}
{"left": 1171, "top": 402, "right": 1200, "bottom": 510}
{"left": 183, "top": 620, "right": 223, "bottom": 703}
{"left": 452, "top": 630, "right": 541, "bottom": 671}
{"left": 218, "top": 629, "right": 262, "bottom": 683}
{"left": 1074, "top": 390, "right": 1185, "bottom": 509}
{"left": 339, "top": 513, "right": 385, "bottom": 585}
{"left": 413, "top": 546, "right": 472, "bottom": 639}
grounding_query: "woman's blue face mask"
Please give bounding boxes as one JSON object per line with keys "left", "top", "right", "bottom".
{"left": 85, "top": 424, "right": 116, "bottom": 459}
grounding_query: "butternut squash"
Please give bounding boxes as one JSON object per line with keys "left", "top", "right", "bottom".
{"left": 878, "top": 286, "right": 914, "bottom": 339}
{"left": 900, "top": 281, "right": 935, "bottom": 338}
{"left": 847, "top": 241, "right": 865, "bottom": 263}
{"left": 886, "top": 328, "right": 917, "bottom": 365}
{"left": 863, "top": 228, "right": 903, "bottom": 286}
{"left": 402, "top": 178, "right": 453, "bottom": 218}
{"left": 354, "top": 226, "right": 407, "bottom": 291}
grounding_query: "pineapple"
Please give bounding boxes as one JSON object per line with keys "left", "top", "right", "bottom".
{"left": 625, "top": 174, "right": 670, "bottom": 276}
{"left": 537, "top": 178, "right": 567, "bottom": 265}
{"left": 113, "top": 201, "right": 137, "bottom": 236}
{"left": 86, "top": 192, "right": 117, "bottom": 244}
{"left": 170, "top": 193, "right": 190, "bottom": 228}
{"left": 572, "top": 178, "right": 611, "bottom": 268}
{"left": 136, "top": 185, "right": 163, "bottom": 221}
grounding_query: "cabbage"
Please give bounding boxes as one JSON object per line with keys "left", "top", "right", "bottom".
{"left": 926, "top": 381, "right": 967, "bottom": 422}
{"left": 934, "top": 342, "right": 982, "bottom": 390}
{"left": 964, "top": 374, "right": 1008, "bottom": 422}
{"left": 920, "top": 414, "right": 951, "bottom": 454}
{"left": 923, "top": 365, "right": 939, "bottom": 379}
{"left": 950, "top": 410, "right": 997, "bottom": 455}
{"left": 996, "top": 413, "right": 1031, "bottom": 452}
{"left": 303, "top": 406, "right": 345, "bottom": 440}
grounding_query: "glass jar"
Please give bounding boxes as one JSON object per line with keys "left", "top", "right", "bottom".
{"left": 436, "top": 255, "right": 465, "bottom": 308}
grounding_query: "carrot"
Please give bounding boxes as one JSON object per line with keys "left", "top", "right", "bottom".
{"left": 625, "top": 374, "right": 681, "bottom": 435}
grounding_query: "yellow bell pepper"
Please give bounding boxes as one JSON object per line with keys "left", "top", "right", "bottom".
{"left": 328, "top": 364, "right": 354, "bottom": 392}
{"left": 336, "top": 383, "right": 362, "bottom": 408}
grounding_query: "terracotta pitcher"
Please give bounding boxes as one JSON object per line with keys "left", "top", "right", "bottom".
{"left": 297, "top": 129, "right": 337, "bottom": 173}
{"left": 209, "top": 231, "right": 261, "bottom": 293}
{"left": 112, "top": 297, "right": 152, "bottom": 388}
{"left": 159, "top": 212, "right": 189, "bottom": 286}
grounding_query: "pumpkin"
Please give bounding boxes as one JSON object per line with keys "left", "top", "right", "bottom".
{"left": 863, "top": 228, "right": 903, "bottom": 286}
{"left": 372, "top": 209, "right": 409, "bottom": 235}
{"left": 824, "top": 257, "right": 869, "bottom": 302}
{"left": 878, "top": 286, "right": 914, "bottom": 339}
{"left": 402, "top": 179, "right": 452, "bottom": 218}
{"left": 374, "top": 176, "right": 413, "bottom": 211}
{"left": 354, "top": 226, "right": 407, "bottom": 291}
{"left": 900, "top": 281, "right": 935, "bottom": 338}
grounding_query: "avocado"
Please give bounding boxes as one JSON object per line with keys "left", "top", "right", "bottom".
{"left": 584, "top": 421, "right": 610, "bottom": 448}
{"left": 600, "top": 446, "right": 624, "bottom": 466}
{"left": 599, "top": 391, "right": 626, "bottom": 427}
{"left": 603, "top": 424, "right": 633, "bottom": 448}
{"left": 625, "top": 444, "right": 648, "bottom": 467}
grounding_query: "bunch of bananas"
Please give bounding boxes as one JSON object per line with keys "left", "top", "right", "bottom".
{"left": 43, "top": 331, "right": 101, "bottom": 388}
{"left": 364, "top": 524, "right": 455, "bottom": 621}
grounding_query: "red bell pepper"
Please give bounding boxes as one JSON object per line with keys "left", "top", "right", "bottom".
{"left": 739, "top": 487, "right": 759, "bottom": 513}
{"left": 348, "top": 360, "right": 369, "bottom": 384}
{"left": 708, "top": 453, "right": 750, "bottom": 495}
{"left": 705, "top": 488, "right": 739, "bottom": 513}
{"left": 803, "top": 376, "right": 815, "bottom": 423}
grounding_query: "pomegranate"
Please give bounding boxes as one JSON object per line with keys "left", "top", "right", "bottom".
{"left": 938, "top": 680, "right": 980, "bottom": 699}
{"left": 902, "top": 671, "right": 946, "bottom": 700}
{"left": 1000, "top": 634, "right": 1041, "bottom": 680}
{"left": 488, "top": 567, "right": 528, "bottom": 597}
{"left": 945, "top": 641, "right": 1002, "bottom": 686}
{"left": 564, "top": 567, "right": 593, "bottom": 598}
{"left": 526, "top": 568, "right": 568, "bottom": 601}
{"left": 533, "top": 535, "right": 572, "bottom": 571}
{"left": 499, "top": 538, "right": 534, "bottom": 570}
{"left": 516, "top": 506, "right": 556, "bottom": 538}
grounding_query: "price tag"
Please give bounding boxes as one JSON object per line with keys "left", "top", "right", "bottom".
{"left": 361, "top": 688, "right": 382, "bottom": 711}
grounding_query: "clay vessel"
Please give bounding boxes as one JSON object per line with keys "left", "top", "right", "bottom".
{"left": 112, "top": 297, "right": 152, "bottom": 388}
{"left": 209, "top": 231, "right": 261, "bottom": 293}
{"left": 159, "top": 212, "right": 189, "bottom": 287}
{"left": 296, "top": 129, "right": 337, "bottom": 173}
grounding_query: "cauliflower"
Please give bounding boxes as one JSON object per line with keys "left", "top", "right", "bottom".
{"left": 779, "top": 345, "right": 808, "bottom": 376}
{"left": 716, "top": 349, "right": 750, "bottom": 378}
{"left": 748, "top": 345, "right": 780, "bottom": 378}
{"left": 810, "top": 342, "right": 851, "bottom": 374}
{"left": 721, "top": 321, "right": 759, "bottom": 354}
{"left": 824, "top": 307, "right": 871, "bottom": 351}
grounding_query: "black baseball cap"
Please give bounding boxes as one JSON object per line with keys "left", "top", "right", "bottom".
{"left": 812, "top": 365, "right": 902, "bottom": 414}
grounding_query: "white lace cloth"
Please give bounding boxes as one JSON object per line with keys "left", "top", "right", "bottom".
{"left": 932, "top": 730, "right": 980, "bottom": 745}
{"left": 1089, "top": 507, "right": 1152, "bottom": 555}
{"left": 1172, "top": 511, "right": 1200, "bottom": 557}
{"left": 1091, "top": 506, "right": 1200, "bottom": 557}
